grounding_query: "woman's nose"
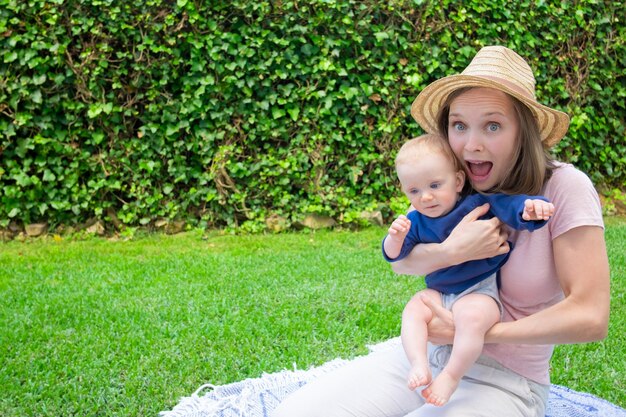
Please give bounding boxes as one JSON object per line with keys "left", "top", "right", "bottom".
{"left": 465, "top": 132, "right": 484, "bottom": 152}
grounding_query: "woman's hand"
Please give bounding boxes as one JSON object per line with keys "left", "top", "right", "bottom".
{"left": 421, "top": 293, "right": 455, "bottom": 345}
{"left": 442, "top": 203, "right": 510, "bottom": 265}
{"left": 391, "top": 204, "right": 509, "bottom": 277}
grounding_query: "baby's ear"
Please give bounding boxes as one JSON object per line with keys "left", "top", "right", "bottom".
{"left": 455, "top": 170, "right": 466, "bottom": 192}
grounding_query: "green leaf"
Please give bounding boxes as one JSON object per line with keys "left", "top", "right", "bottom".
{"left": 31, "top": 90, "right": 42, "bottom": 104}
{"left": 93, "top": 132, "right": 105, "bottom": 145}
{"left": 374, "top": 31, "right": 390, "bottom": 41}
{"left": 43, "top": 169, "right": 56, "bottom": 182}
{"left": 87, "top": 105, "right": 102, "bottom": 118}
{"left": 32, "top": 74, "right": 47, "bottom": 85}
{"left": 4, "top": 51, "right": 17, "bottom": 63}
{"left": 272, "top": 107, "right": 285, "bottom": 119}
{"left": 166, "top": 125, "right": 179, "bottom": 136}
{"left": 287, "top": 106, "right": 300, "bottom": 121}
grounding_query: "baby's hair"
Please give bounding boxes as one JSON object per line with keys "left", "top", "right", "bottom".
{"left": 395, "top": 133, "right": 462, "bottom": 172}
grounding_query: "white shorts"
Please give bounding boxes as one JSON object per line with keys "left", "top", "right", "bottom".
{"left": 441, "top": 273, "right": 503, "bottom": 317}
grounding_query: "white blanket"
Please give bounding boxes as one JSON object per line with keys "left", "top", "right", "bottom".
{"left": 160, "top": 338, "right": 626, "bottom": 417}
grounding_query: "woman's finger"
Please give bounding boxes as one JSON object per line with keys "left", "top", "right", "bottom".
{"left": 459, "top": 203, "right": 490, "bottom": 224}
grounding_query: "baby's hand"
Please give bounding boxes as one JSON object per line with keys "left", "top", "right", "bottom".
{"left": 522, "top": 199, "right": 555, "bottom": 221}
{"left": 388, "top": 215, "right": 411, "bottom": 241}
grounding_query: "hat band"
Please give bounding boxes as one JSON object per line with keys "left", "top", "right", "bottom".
{"left": 477, "top": 75, "right": 535, "bottom": 101}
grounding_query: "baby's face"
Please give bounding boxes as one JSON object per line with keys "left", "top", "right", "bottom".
{"left": 397, "top": 151, "right": 465, "bottom": 218}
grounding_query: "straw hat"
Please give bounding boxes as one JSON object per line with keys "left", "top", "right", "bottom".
{"left": 410, "top": 46, "right": 570, "bottom": 147}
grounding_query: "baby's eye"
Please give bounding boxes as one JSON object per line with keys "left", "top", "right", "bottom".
{"left": 430, "top": 182, "right": 441, "bottom": 189}
{"left": 409, "top": 188, "right": 419, "bottom": 195}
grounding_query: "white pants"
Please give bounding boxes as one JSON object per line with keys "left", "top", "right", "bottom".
{"left": 271, "top": 344, "right": 549, "bottom": 417}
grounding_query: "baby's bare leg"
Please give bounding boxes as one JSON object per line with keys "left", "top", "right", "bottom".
{"left": 401, "top": 288, "right": 442, "bottom": 390}
{"left": 422, "top": 293, "right": 500, "bottom": 406}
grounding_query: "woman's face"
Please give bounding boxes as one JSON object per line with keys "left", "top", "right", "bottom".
{"left": 447, "top": 88, "right": 519, "bottom": 191}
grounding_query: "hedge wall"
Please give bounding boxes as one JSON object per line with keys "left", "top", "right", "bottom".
{"left": 1, "top": 0, "right": 625, "bottom": 232}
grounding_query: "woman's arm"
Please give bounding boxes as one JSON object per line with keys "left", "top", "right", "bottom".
{"left": 391, "top": 203, "right": 511, "bottom": 276}
{"left": 485, "top": 225, "right": 610, "bottom": 344}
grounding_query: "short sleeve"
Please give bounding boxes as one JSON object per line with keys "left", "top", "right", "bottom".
{"left": 543, "top": 164, "right": 604, "bottom": 239}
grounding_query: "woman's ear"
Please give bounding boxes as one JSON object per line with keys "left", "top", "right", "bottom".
{"left": 455, "top": 170, "right": 466, "bottom": 193}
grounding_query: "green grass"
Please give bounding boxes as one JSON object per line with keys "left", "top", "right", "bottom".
{"left": 1, "top": 218, "right": 624, "bottom": 416}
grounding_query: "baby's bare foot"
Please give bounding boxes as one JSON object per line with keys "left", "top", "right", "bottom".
{"left": 421, "top": 370, "right": 460, "bottom": 406}
{"left": 407, "top": 362, "right": 431, "bottom": 391}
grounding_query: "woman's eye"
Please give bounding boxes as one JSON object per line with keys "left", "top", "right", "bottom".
{"left": 488, "top": 123, "right": 500, "bottom": 132}
{"left": 451, "top": 122, "right": 465, "bottom": 131}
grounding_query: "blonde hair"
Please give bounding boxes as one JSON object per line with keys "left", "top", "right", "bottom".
{"left": 396, "top": 133, "right": 462, "bottom": 171}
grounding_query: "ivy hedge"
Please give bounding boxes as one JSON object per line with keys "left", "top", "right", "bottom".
{"left": 1, "top": 0, "right": 625, "bottom": 233}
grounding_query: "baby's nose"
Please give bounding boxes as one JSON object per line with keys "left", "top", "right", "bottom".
{"left": 421, "top": 192, "right": 433, "bottom": 201}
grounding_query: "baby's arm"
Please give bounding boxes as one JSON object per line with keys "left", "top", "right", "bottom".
{"left": 522, "top": 199, "right": 555, "bottom": 221}
{"left": 483, "top": 194, "right": 552, "bottom": 231}
{"left": 383, "top": 215, "right": 411, "bottom": 260}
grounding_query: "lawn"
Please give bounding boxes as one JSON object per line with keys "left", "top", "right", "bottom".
{"left": 1, "top": 217, "right": 624, "bottom": 416}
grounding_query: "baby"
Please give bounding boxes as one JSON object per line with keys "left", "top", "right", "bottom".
{"left": 383, "top": 134, "right": 554, "bottom": 406}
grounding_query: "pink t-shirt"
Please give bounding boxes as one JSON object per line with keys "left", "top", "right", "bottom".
{"left": 482, "top": 162, "right": 604, "bottom": 384}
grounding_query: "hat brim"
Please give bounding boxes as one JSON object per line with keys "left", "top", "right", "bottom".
{"left": 410, "top": 75, "right": 570, "bottom": 147}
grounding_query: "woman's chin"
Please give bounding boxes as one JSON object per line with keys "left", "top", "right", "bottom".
{"left": 468, "top": 176, "right": 495, "bottom": 191}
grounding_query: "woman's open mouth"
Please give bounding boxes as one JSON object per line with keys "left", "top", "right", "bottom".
{"left": 466, "top": 161, "right": 493, "bottom": 181}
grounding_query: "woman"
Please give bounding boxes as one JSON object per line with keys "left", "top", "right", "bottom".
{"left": 272, "top": 45, "right": 610, "bottom": 417}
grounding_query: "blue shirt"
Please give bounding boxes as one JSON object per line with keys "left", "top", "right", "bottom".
{"left": 383, "top": 193, "right": 549, "bottom": 294}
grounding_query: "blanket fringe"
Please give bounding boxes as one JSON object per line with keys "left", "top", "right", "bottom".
{"left": 159, "top": 357, "right": 353, "bottom": 417}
